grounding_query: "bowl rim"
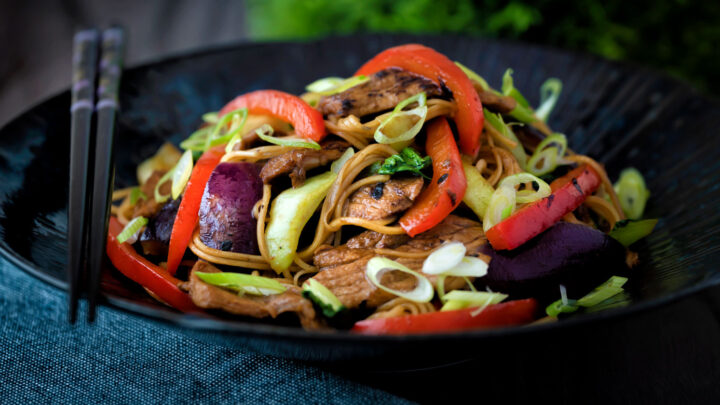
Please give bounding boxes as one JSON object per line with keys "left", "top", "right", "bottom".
{"left": 2, "top": 33, "right": 720, "bottom": 342}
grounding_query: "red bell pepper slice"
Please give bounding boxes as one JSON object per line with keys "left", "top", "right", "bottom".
{"left": 107, "top": 217, "right": 199, "bottom": 312}
{"left": 352, "top": 298, "right": 537, "bottom": 335}
{"left": 486, "top": 165, "right": 601, "bottom": 250}
{"left": 218, "top": 89, "right": 327, "bottom": 142}
{"left": 399, "top": 117, "right": 466, "bottom": 237}
{"left": 355, "top": 44, "right": 484, "bottom": 156}
{"left": 166, "top": 145, "right": 225, "bottom": 274}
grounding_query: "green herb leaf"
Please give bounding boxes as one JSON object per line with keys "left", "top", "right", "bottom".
{"left": 372, "top": 147, "right": 431, "bottom": 178}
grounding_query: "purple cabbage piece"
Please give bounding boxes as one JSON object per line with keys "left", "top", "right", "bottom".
{"left": 481, "top": 222, "right": 628, "bottom": 301}
{"left": 199, "top": 162, "right": 263, "bottom": 254}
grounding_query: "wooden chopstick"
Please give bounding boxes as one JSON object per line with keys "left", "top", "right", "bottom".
{"left": 67, "top": 29, "right": 99, "bottom": 324}
{"left": 86, "top": 27, "right": 126, "bottom": 322}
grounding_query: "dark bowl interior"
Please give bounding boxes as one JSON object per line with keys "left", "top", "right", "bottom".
{"left": 1, "top": 35, "right": 720, "bottom": 369}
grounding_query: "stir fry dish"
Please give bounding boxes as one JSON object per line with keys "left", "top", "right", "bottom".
{"left": 108, "top": 44, "right": 656, "bottom": 334}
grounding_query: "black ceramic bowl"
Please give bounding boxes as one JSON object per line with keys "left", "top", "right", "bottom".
{"left": 2, "top": 35, "right": 720, "bottom": 388}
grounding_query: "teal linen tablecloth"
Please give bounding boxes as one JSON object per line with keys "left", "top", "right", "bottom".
{"left": 0, "top": 258, "right": 410, "bottom": 404}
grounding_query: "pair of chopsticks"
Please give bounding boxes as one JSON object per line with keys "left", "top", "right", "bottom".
{"left": 68, "top": 27, "right": 125, "bottom": 323}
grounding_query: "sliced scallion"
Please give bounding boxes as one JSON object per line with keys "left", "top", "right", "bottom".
{"left": 305, "top": 75, "right": 369, "bottom": 95}
{"left": 204, "top": 108, "right": 248, "bottom": 150}
{"left": 171, "top": 149, "right": 194, "bottom": 200}
{"left": 577, "top": 276, "right": 628, "bottom": 307}
{"left": 501, "top": 68, "right": 530, "bottom": 108}
{"left": 366, "top": 257, "right": 434, "bottom": 303}
{"left": 421, "top": 242, "right": 466, "bottom": 275}
{"left": 255, "top": 124, "right": 321, "bottom": 149}
{"left": 440, "top": 290, "right": 507, "bottom": 312}
{"left": 195, "top": 271, "right": 287, "bottom": 296}
{"left": 129, "top": 187, "right": 147, "bottom": 205}
{"left": 483, "top": 108, "right": 527, "bottom": 168}
{"left": 614, "top": 168, "right": 650, "bottom": 219}
{"left": 154, "top": 170, "right": 173, "bottom": 204}
{"left": 526, "top": 133, "right": 568, "bottom": 176}
{"left": 454, "top": 61, "right": 489, "bottom": 90}
{"left": 483, "top": 185, "right": 517, "bottom": 231}
{"left": 545, "top": 285, "right": 578, "bottom": 317}
{"left": 302, "top": 279, "right": 345, "bottom": 317}
{"left": 374, "top": 92, "right": 427, "bottom": 145}
{"left": 498, "top": 172, "right": 551, "bottom": 203}
{"left": 535, "top": 78, "right": 562, "bottom": 122}
{"left": 443, "top": 256, "right": 489, "bottom": 278}
{"left": 609, "top": 219, "right": 658, "bottom": 247}
{"left": 116, "top": 216, "right": 148, "bottom": 244}
{"left": 202, "top": 112, "right": 219, "bottom": 124}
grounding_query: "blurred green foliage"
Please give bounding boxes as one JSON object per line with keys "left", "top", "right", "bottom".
{"left": 247, "top": 0, "right": 720, "bottom": 95}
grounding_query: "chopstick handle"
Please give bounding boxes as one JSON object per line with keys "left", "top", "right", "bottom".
{"left": 67, "top": 29, "right": 99, "bottom": 324}
{"left": 86, "top": 27, "right": 126, "bottom": 322}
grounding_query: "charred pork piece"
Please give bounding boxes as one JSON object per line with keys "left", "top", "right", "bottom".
{"left": 138, "top": 198, "right": 180, "bottom": 256}
{"left": 188, "top": 261, "right": 321, "bottom": 329}
{"left": 318, "top": 68, "right": 443, "bottom": 119}
{"left": 259, "top": 140, "right": 347, "bottom": 187}
{"left": 345, "top": 177, "right": 424, "bottom": 221}
{"left": 311, "top": 215, "right": 489, "bottom": 309}
{"left": 199, "top": 162, "right": 263, "bottom": 254}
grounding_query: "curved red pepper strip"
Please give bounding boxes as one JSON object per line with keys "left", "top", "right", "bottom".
{"left": 352, "top": 298, "right": 537, "bottom": 335}
{"left": 218, "top": 90, "right": 327, "bottom": 142}
{"left": 107, "top": 217, "right": 199, "bottom": 312}
{"left": 166, "top": 145, "right": 225, "bottom": 274}
{"left": 399, "top": 117, "right": 466, "bottom": 237}
{"left": 486, "top": 165, "right": 601, "bottom": 250}
{"left": 355, "top": 44, "right": 484, "bottom": 156}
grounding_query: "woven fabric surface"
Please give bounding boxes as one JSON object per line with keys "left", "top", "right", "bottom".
{"left": 0, "top": 258, "right": 410, "bottom": 404}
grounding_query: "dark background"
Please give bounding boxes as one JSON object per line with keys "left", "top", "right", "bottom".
{"left": 1, "top": 0, "right": 718, "bottom": 126}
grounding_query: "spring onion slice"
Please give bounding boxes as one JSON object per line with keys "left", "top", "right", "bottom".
{"left": 180, "top": 126, "right": 212, "bottom": 151}
{"left": 577, "top": 276, "right": 628, "bottom": 307}
{"left": 454, "top": 61, "right": 490, "bottom": 90}
{"left": 205, "top": 108, "right": 248, "bottom": 150}
{"left": 306, "top": 75, "right": 369, "bottom": 95}
{"left": 498, "top": 172, "right": 551, "bottom": 203}
{"left": 195, "top": 271, "right": 287, "bottom": 296}
{"left": 535, "top": 78, "right": 562, "bottom": 122}
{"left": 331, "top": 147, "right": 355, "bottom": 174}
{"left": 609, "top": 219, "right": 658, "bottom": 247}
{"left": 154, "top": 170, "right": 173, "bottom": 204}
{"left": 366, "top": 257, "right": 434, "bottom": 303}
{"left": 501, "top": 68, "right": 530, "bottom": 108}
{"left": 302, "top": 279, "right": 345, "bottom": 317}
{"left": 545, "top": 285, "right": 579, "bottom": 317}
{"left": 422, "top": 242, "right": 466, "bottom": 275}
{"left": 483, "top": 108, "right": 527, "bottom": 168}
{"left": 483, "top": 185, "right": 517, "bottom": 231}
{"left": 116, "top": 216, "right": 148, "bottom": 244}
{"left": 255, "top": 124, "right": 321, "bottom": 149}
{"left": 441, "top": 291, "right": 507, "bottom": 312}
{"left": 374, "top": 92, "right": 427, "bottom": 145}
{"left": 129, "top": 187, "right": 147, "bottom": 205}
{"left": 170, "top": 149, "right": 194, "bottom": 200}
{"left": 444, "top": 256, "right": 489, "bottom": 277}
{"left": 526, "top": 134, "right": 568, "bottom": 176}
{"left": 202, "top": 112, "right": 219, "bottom": 124}
{"left": 614, "top": 168, "right": 650, "bottom": 219}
